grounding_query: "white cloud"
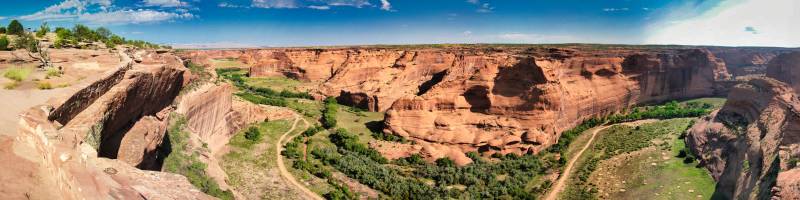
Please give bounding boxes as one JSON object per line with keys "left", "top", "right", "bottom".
{"left": 380, "top": 0, "right": 393, "bottom": 11}
{"left": 0, "top": 17, "right": 6, "bottom": 20}
{"left": 20, "top": 0, "right": 193, "bottom": 24}
{"left": 252, "top": 0, "right": 299, "bottom": 8}
{"left": 251, "top": 0, "right": 379, "bottom": 10}
{"left": 79, "top": 9, "right": 194, "bottom": 24}
{"left": 218, "top": 2, "right": 245, "bottom": 8}
{"left": 646, "top": 0, "right": 800, "bottom": 47}
{"left": 476, "top": 3, "right": 493, "bottom": 13}
{"left": 143, "top": 0, "right": 186, "bottom": 7}
{"left": 603, "top": 8, "right": 629, "bottom": 12}
{"left": 463, "top": 31, "right": 472, "bottom": 37}
{"left": 308, "top": 5, "right": 330, "bottom": 10}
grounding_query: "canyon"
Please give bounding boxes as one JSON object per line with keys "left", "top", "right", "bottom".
{"left": 2, "top": 44, "right": 798, "bottom": 199}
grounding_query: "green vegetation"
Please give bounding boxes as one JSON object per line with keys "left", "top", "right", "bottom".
{"left": 51, "top": 24, "right": 165, "bottom": 49}
{"left": 14, "top": 33, "right": 39, "bottom": 52}
{"left": 211, "top": 58, "right": 248, "bottom": 68}
{"left": 4, "top": 67, "right": 32, "bottom": 82}
{"left": 36, "top": 81, "right": 53, "bottom": 90}
{"left": 36, "top": 22, "right": 50, "bottom": 38}
{"left": 162, "top": 113, "right": 234, "bottom": 200}
{"left": 45, "top": 67, "right": 62, "bottom": 78}
{"left": 244, "top": 126, "right": 263, "bottom": 142}
{"left": 322, "top": 97, "right": 339, "bottom": 128}
{"left": 0, "top": 27, "right": 6, "bottom": 34}
{"left": 0, "top": 36, "right": 8, "bottom": 51}
{"left": 7, "top": 20, "right": 24, "bottom": 35}
{"left": 563, "top": 118, "right": 716, "bottom": 199}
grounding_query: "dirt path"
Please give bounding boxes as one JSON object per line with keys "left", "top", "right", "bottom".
{"left": 543, "top": 124, "right": 608, "bottom": 200}
{"left": 276, "top": 116, "right": 323, "bottom": 200}
{"left": 544, "top": 119, "right": 658, "bottom": 200}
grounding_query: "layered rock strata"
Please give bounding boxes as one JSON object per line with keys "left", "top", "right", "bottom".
{"left": 186, "top": 47, "right": 733, "bottom": 159}
{"left": 1, "top": 50, "right": 212, "bottom": 199}
{"left": 686, "top": 78, "right": 800, "bottom": 199}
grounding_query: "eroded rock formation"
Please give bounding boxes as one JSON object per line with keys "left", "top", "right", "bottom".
{"left": 686, "top": 78, "right": 800, "bottom": 199}
{"left": 1, "top": 49, "right": 213, "bottom": 199}
{"left": 186, "top": 47, "right": 733, "bottom": 161}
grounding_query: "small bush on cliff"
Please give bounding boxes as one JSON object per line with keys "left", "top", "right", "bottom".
{"left": 244, "top": 126, "right": 262, "bottom": 142}
{"left": 0, "top": 36, "right": 9, "bottom": 51}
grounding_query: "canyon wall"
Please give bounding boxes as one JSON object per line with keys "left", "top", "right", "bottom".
{"left": 186, "top": 47, "right": 732, "bottom": 160}
{"left": 686, "top": 52, "right": 800, "bottom": 199}
{"left": 706, "top": 47, "right": 790, "bottom": 77}
{"left": 686, "top": 78, "right": 800, "bottom": 199}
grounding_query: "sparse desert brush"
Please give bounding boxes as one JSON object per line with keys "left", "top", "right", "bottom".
{"left": 45, "top": 67, "right": 62, "bottom": 78}
{"left": 37, "top": 81, "right": 53, "bottom": 90}
{"left": 3, "top": 67, "right": 32, "bottom": 82}
{"left": 3, "top": 81, "right": 19, "bottom": 89}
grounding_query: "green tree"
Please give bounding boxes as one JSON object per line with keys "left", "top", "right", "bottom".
{"left": 14, "top": 33, "right": 38, "bottom": 52}
{"left": 36, "top": 22, "right": 50, "bottom": 38}
{"left": 72, "top": 24, "right": 94, "bottom": 42}
{"left": 7, "top": 20, "right": 24, "bottom": 35}
{"left": 95, "top": 27, "right": 112, "bottom": 40}
{"left": 244, "top": 127, "right": 262, "bottom": 142}
{"left": 0, "top": 36, "right": 9, "bottom": 51}
{"left": 0, "top": 27, "right": 6, "bottom": 34}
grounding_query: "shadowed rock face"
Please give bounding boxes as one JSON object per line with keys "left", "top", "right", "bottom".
{"left": 186, "top": 47, "right": 732, "bottom": 161}
{"left": 766, "top": 52, "right": 800, "bottom": 92}
{"left": 686, "top": 78, "right": 800, "bottom": 200}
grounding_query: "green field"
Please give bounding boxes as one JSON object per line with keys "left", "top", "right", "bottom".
{"left": 246, "top": 76, "right": 304, "bottom": 92}
{"left": 561, "top": 118, "right": 715, "bottom": 200}
{"left": 211, "top": 58, "right": 249, "bottom": 69}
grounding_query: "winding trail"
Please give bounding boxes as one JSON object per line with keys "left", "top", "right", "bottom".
{"left": 543, "top": 119, "right": 658, "bottom": 200}
{"left": 275, "top": 115, "right": 323, "bottom": 200}
{"left": 543, "top": 124, "right": 609, "bottom": 200}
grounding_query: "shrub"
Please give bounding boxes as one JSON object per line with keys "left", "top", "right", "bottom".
{"left": 14, "top": 33, "right": 38, "bottom": 52}
{"left": 4, "top": 67, "right": 31, "bottom": 82}
{"left": 683, "top": 156, "right": 696, "bottom": 164}
{"left": 45, "top": 67, "right": 62, "bottom": 78}
{"left": 7, "top": 20, "right": 24, "bottom": 35}
{"left": 0, "top": 27, "right": 5, "bottom": 34}
{"left": 36, "top": 22, "right": 49, "bottom": 38}
{"left": 244, "top": 127, "right": 262, "bottom": 142}
{"left": 0, "top": 36, "right": 8, "bottom": 51}
{"left": 435, "top": 157, "right": 456, "bottom": 168}
{"left": 36, "top": 81, "right": 53, "bottom": 90}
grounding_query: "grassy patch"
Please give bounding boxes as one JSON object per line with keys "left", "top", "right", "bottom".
{"left": 3, "top": 67, "right": 32, "bottom": 82}
{"left": 211, "top": 58, "right": 248, "bottom": 69}
{"left": 246, "top": 76, "right": 303, "bottom": 92}
{"left": 562, "top": 118, "right": 715, "bottom": 199}
{"left": 36, "top": 81, "right": 53, "bottom": 90}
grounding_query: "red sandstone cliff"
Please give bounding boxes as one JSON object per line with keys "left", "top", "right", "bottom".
{"left": 686, "top": 78, "right": 800, "bottom": 199}
{"left": 185, "top": 47, "right": 732, "bottom": 162}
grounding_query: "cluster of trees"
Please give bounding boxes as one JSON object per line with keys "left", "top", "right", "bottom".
{"left": 217, "top": 68, "right": 316, "bottom": 109}
{"left": 0, "top": 20, "right": 165, "bottom": 50}
{"left": 329, "top": 128, "right": 388, "bottom": 164}
{"left": 322, "top": 97, "right": 339, "bottom": 128}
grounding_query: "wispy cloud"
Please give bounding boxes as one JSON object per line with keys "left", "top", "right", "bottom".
{"left": 19, "top": 0, "right": 193, "bottom": 24}
{"left": 251, "top": 0, "right": 386, "bottom": 10}
{"left": 603, "top": 7, "right": 629, "bottom": 12}
{"left": 466, "top": 0, "right": 493, "bottom": 13}
{"left": 218, "top": 2, "right": 246, "bottom": 8}
{"left": 308, "top": 5, "right": 331, "bottom": 10}
{"left": 143, "top": 0, "right": 186, "bottom": 7}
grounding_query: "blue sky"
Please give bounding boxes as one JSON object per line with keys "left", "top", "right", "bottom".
{"left": 1, "top": 0, "right": 797, "bottom": 48}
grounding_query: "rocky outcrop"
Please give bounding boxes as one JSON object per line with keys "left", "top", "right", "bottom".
{"left": 0, "top": 49, "right": 213, "bottom": 199}
{"left": 686, "top": 78, "right": 800, "bottom": 199}
{"left": 766, "top": 52, "right": 800, "bottom": 92}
